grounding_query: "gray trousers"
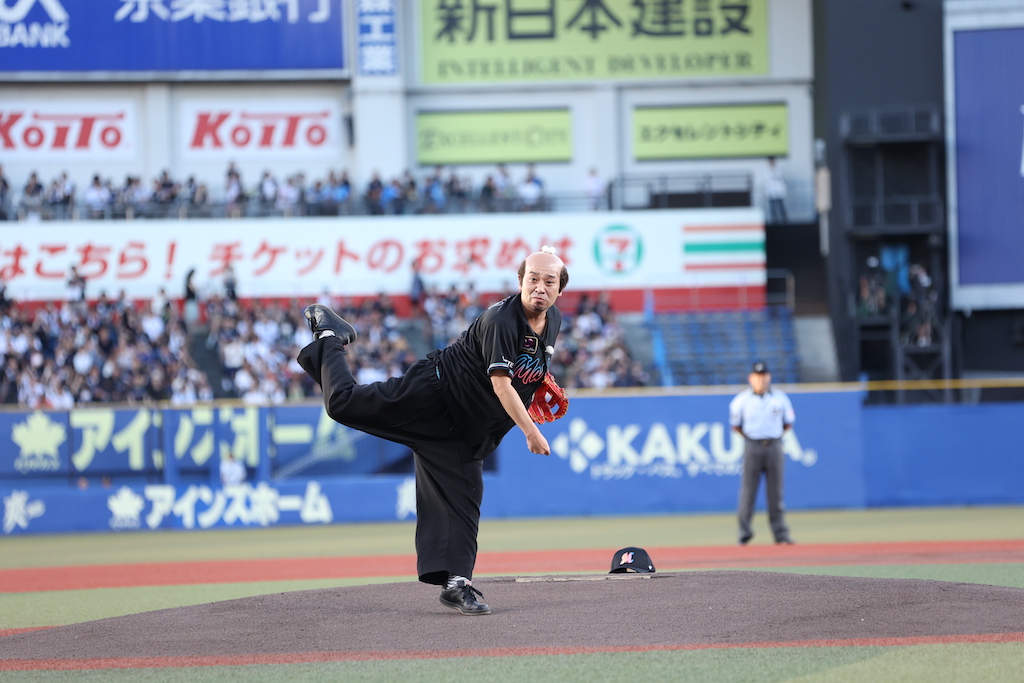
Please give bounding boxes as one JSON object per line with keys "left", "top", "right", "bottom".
{"left": 737, "top": 438, "right": 790, "bottom": 543}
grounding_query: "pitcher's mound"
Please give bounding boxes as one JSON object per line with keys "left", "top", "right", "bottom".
{"left": 3, "top": 571, "right": 1024, "bottom": 661}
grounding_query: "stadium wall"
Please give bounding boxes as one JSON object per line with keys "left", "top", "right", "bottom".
{"left": 2, "top": 390, "right": 1021, "bottom": 535}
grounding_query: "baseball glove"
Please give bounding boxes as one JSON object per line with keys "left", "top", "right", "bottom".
{"left": 528, "top": 372, "right": 569, "bottom": 424}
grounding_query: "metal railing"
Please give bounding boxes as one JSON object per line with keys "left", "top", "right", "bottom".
{"left": 1, "top": 193, "right": 618, "bottom": 221}
{"left": 1, "top": 171, "right": 759, "bottom": 222}
{"left": 644, "top": 268, "right": 795, "bottom": 314}
{"left": 840, "top": 105, "right": 942, "bottom": 141}
{"left": 848, "top": 195, "right": 944, "bottom": 230}
{"left": 609, "top": 172, "right": 753, "bottom": 211}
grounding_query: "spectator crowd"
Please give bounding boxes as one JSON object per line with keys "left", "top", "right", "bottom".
{"left": 856, "top": 253, "right": 940, "bottom": 347}
{"left": 0, "top": 287, "right": 211, "bottom": 410}
{"left": 0, "top": 161, "right": 608, "bottom": 222}
{"left": 0, "top": 271, "right": 648, "bottom": 411}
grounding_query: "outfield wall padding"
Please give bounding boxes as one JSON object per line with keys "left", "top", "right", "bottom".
{"left": 0, "top": 392, "right": 1019, "bottom": 534}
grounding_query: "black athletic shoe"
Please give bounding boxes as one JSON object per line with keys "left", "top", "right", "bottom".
{"left": 303, "top": 304, "right": 357, "bottom": 345}
{"left": 439, "top": 580, "right": 491, "bottom": 615}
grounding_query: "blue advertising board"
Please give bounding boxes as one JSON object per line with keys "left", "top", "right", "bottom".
{"left": 863, "top": 402, "right": 1024, "bottom": 507}
{"left": 0, "top": 0, "right": 345, "bottom": 73}
{"left": 947, "top": 24, "right": 1024, "bottom": 309}
{"left": 0, "top": 408, "right": 160, "bottom": 480}
{"left": 1, "top": 479, "right": 365, "bottom": 533}
{"left": 2, "top": 391, "right": 1023, "bottom": 535}
{"left": 486, "top": 391, "right": 865, "bottom": 518}
{"left": 356, "top": 0, "right": 396, "bottom": 76}
{"left": 272, "top": 404, "right": 413, "bottom": 478}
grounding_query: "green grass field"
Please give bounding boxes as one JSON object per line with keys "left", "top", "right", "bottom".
{"left": 2, "top": 506, "right": 1024, "bottom": 681}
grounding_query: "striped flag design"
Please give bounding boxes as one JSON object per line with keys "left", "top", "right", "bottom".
{"left": 681, "top": 223, "right": 766, "bottom": 285}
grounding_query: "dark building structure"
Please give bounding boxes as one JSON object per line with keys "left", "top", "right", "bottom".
{"left": 816, "top": 0, "right": 1024, "bottom": 388}
{"left": 812, "top": 0, "right": 1004, "bottom": 387}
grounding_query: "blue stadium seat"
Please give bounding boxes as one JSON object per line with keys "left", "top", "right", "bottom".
{"left": 650, "top": 309, "right": 802, "bottom": 387}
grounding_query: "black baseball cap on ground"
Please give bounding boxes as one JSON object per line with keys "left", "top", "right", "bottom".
{"left": 751, "top": 361, "right": 769, "bottom": 373}
{"left": 609, "top": 547, "right": 656, "bottom": 573}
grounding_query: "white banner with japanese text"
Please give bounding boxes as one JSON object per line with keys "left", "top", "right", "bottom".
{"left": 0, "top": 209, "right": 764, "bottom": 302}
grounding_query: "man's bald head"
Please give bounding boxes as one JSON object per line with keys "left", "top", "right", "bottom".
{"left": 518, "top": 248, "right": 569, "bottom": 293}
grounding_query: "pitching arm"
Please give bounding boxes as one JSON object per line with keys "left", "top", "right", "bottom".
{"left": 490, "top": 372, "right": 550, "bottom": 456}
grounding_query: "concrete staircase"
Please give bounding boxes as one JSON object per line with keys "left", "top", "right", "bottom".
{"left": 793, "top": 315, "right": 840, "bottom": 382}
{"left": 187, "top": 324, "right": 231, "bottom": 398}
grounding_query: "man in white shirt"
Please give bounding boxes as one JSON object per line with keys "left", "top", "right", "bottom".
{"left": 583, "top": 167, "right": 606, "bottom": 211}
{"left": 729, "top": 361, "right": 796, "bottom": 546}
{"left": 517, "top": 174, "right": 542, "bottom": 210}
{"left": 140, "top": 302, "right": 166, "bottom": 343}
{"left": 275, "top": 176, "right": 301, "bottom": 213}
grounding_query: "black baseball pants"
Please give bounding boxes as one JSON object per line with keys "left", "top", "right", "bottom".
{"left": 298, "top": 337, "right": 485, "bottom": 585}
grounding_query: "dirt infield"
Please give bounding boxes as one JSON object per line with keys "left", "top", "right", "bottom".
{"left": 2, "top": 571, "right": 1024, "bottom": 670}
{"left": 4, "top": 540, "right": 1023, "bottom": 593}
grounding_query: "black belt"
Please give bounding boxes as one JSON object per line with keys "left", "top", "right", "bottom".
{"left": 747, "top": 437, "right": 780, "bottom": 446}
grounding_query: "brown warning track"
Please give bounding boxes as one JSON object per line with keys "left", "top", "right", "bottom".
{"left": 2, "top": 572, "right": 1024, "bottom": 670}
{"left": 3, "top": 633, "right": 1024, "bottom": 671}
{"left": 3, "top": 540, "right": 1023, "bottom": 593}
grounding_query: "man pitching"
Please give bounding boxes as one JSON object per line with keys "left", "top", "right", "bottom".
{"left": 297, "top": 248, "right": 569, "bottom": 614}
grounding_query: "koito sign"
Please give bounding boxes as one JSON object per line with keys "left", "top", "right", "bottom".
{"left": 179, "top": 100, "right": 343, "bottom": 159}
{"left": 0, "top": 101, "right": 136, "bottom": 160}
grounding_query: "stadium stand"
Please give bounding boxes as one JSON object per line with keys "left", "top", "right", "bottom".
{"left": 647, "top": 307, "right": 800, "bottom": 386}
{"left": 0, "top": 281, "right": 659, "bottom": 410}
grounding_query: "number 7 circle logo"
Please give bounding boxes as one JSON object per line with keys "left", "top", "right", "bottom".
{"left": 593, "top": 224, "right": 643, "bottom": 275}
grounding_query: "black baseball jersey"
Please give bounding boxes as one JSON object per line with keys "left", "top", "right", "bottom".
{"left": 437, "top": 294, "right": 561, "bottom": 456}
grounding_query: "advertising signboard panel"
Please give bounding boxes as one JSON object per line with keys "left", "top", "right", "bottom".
{"left": 357, "top": 0, "right": 397, "bottom": 76}
{"left": 0, "top": 99, "right": 138, "bottom": 163}
{"left": 0, "top": 89, "right": 346, "bottom": 180}
{"left": 633, "top": 103, "right": 789, "bottom": 160}
{"left": 178, "top": 97, "right": 345, "bottom": 161}
{"left": 945, "top": 7, "right": 1024, "bottom": 309}
{"left": 418, "top": 0, "right": 768, "bottom": 84}
{"left": 487, "top": 391, "right": 859, "bottom": 517}
{"left": 0, "top": 0, "right": 345, "bottom": 74}
{"left": 416, "top": 109, "right": 572, "bottom": 165}
{"left": 4, "top": 393, "right": 1024, "bottom": 534}
{"left": 0, "top": 209, "right": 764, "bottom": 302}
